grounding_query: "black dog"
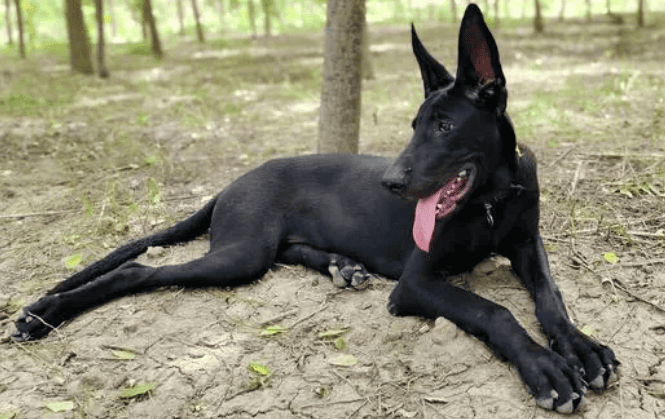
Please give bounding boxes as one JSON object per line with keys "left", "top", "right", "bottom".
{"left": 14, "top": 4, "right": 617, "bottom": 413}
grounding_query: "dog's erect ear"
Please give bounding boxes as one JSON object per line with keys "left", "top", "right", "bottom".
{"left": 412, "top": 24, "right": 454, "bottom": 98}
{"left": 455, "top": 4, "right": 506, "bottom": 112}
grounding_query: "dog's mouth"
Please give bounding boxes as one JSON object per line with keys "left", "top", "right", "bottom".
{"left": 413, "top": 163, "right": 476, "bottom": 253}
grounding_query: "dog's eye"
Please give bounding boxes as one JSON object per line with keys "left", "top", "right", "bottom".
{"left": 438, "top": 121, "right": 454, "bottom": 133}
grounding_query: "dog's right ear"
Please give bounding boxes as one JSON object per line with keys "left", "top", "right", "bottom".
{"left": 412, "top": 24, "right": 455, "bottom": 98}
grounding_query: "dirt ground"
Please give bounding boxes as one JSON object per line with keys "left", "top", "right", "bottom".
{"left": 1, "top": 18, "right": 665, "bottom": 419}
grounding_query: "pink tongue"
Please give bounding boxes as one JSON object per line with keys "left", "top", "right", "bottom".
{"left": 413, "top": 188, "right": 446, "bottom": 253}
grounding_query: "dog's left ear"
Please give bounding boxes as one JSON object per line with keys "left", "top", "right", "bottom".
{"left": 455, "top": 4, "right": 506, "bottom": 114}
{"left": 412, "top": 24, "right": 455, "bottom": 98}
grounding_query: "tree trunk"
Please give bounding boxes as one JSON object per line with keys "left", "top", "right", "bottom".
{"left": 450, "top": 0, "right": 457, "bottom": 22}
{"left": 361, "top": 17, "right": 373, "bottom": 80}
{"left": 94, "top": 0, "right": 109, "bottom": 78}
{"left": 392, "top": 0, "right": 403, "bottom": 19}
{"left": 108, "top": 0, "right": 117, "bottom": 37}
{"left": 558, "top": 0, "right": 565, "bottom": 21}
{"left": 13, "top": 0, "right": 24, "bottom": 57}
{"left": 260, "top": 0, "right": 272, "bottom": 37}
{"left": 317, "top": 0, "right": 365, "bottom": 154}
{"left": 493, "top": 0, "right": 499, "bottom": 28}
{"left": 248, "top": 0, "right": 257, "bottom": 38}
{"left": 142, "top": 0, "right": 162, "bottom": 58}
{"left": 141, "top": 15, "right": 147, "bottom": 40}
{"left": 65, "top": 0, "right": 93, "bottom": 71}
{"left": 191, "top": 0, "right": 204, "bottom": 42}
{"left": 637, "top": 0, "right": 644, "bottom": 27}
{"left": 176, "top": 0, "right": 185, "bottom": 35}
{"left": 5, "top": 0, "right": 12, "bottom": 45}
{"left": 585, "top": 0, "right": 591, "bottom": 22}
{"left": 533, "top": 0, "right": 543, "bottom": 33}
{"left": 218, "top": 0, "right": 226, "bottom": 28}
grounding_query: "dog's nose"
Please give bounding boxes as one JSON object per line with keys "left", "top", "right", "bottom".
{"left": 382, "top": 178, "right": 407, "bottom": 195}
{"left": 382, "top": 166, "right": 411, "bottom": 196}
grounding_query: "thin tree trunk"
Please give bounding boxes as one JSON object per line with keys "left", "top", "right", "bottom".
{"left": 191, "top": 0, "right": 204, "bottom": 42}
{"left": 94, "top": 0, "right": 109, "bottom": 78}
{"left": 108, "top": 0, "right": 117, "bottom": 37}
{"left": 585, "top": 0, "right": 591, "bottom": 22}
{"left": 248, "top": 0, "right": 257, "bottom": 38}
{"left": 13, "top": 0, "right": 24, "bottom": 57}
{"left": 392, "top": 0, "right": 403, "bottom": 19}
{"left": 533, "top": 0, "right": 543, "bottom": 33}
{"left": 141, "top": 18, "right": 147, "bottom": 40}
{"left": 5, "top": 0, "right": 12, "bottom": 45}
{"left": 558, "top": 0, "right": 565, "bottom": 21}
{"left": 65, "top": 0, "right": 94, "bottom": 72}
{"left": 176, "top": 0, "right": 185, "bottom": 35}
{"left": 494, "top": 0, "right": 499, "bottom": 28}
{"left": 142, "top": 0, "right": 162, "bottom": 58}
{"left": 318, "top": 0, "right": 365, "bottom": 154}
{"left": 218, "top": 0, "right": 226, "bottom": 29}
{"left": 260, "top": 0, "right": 272, "bottom": 37}
{"left": 637, "top": 0, "right": 644, "bottom": 27}
{"left": 450, "top": 0, "right": 457, "bottom": 22}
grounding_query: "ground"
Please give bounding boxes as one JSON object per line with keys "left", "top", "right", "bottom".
{"left": 1, "top": 17, "right": 665, "bottom": 419}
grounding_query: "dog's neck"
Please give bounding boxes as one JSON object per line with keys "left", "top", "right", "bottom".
{"left": 466, "top": 159, "right": 521, "bottom": 227}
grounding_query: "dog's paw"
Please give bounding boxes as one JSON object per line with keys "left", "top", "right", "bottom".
{"left": 517, "top": 347, "right": 587, "bottom": 414}
{"left": 12, "top": 295, "right": 64, "bottom": 342}
{"left": 328, "top": 258, "right": 372, "bottom": 290}
{"left": 550, "top": 327, "right": 620, "bottom": 391}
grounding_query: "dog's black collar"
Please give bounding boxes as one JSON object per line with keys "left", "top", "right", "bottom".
{"left": 479, "top": 182, "right": 526, "bottom": 229}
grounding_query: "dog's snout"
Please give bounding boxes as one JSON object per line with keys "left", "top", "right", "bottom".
{"left": 383, "top": 178, "right": 406, "bottom": 195}
{"left": 382, "top": 166, "right": 411, "bottom": 196}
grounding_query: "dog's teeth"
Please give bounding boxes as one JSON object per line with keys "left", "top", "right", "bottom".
{"left": 458, "top": 169, "right": 467, "bottom": 177}
{"left": 436, "top": 204, "right": 442, "bottom": 209}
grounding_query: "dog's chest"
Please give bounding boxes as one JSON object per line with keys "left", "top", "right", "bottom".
{"left": 429, "top": 203, "right": 517, "bottom": 273}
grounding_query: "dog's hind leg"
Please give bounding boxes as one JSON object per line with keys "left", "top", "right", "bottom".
{"left": 13, "top": 241, "right": 277, "bottom": 341}
{"left": 46, "top": 198, "right": 218, "bottom": 296}
{"left": 278, "top": 244, "right": 372, "bottom": 289}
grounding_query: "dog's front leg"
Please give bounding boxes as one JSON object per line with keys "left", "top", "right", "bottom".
{"left": 388, "top": 250, "right": 587, "bottom": 413}
{"left": 507, "top": 234, "right": 619, "bottom": 393}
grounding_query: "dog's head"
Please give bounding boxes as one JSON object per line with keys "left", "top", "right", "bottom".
{"left": 382, "top": 4, "right": 517, "bottom": 252}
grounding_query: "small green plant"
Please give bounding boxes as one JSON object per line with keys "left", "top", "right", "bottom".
{"left": 247, "top": 362, "right": 272, "bottom": 390}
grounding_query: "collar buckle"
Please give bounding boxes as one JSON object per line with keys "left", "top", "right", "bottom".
{"left": 484, "top": 202, "right": 495, "bottom": 228}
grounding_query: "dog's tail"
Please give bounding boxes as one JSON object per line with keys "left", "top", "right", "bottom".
{"left": 46, "top": 197, "right": 218, "bottom": 295}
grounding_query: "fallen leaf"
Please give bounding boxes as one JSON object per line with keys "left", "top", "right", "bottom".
{"left": 65, "top": 254, "right": 82, "bottom": 270}
{"left": 260, "top": 325, "right": 286, "bottom": 336}
{"left": 603, "top": 252, "right": 619, "bottom": 264}
{"left": 318, "top": 328, "right": 348, "bottom": 339}
{"left": 119, "top": 383, "right": 155, "bottom": 399}
{"left": 248, "top": 362, "right": 271, "bottom": 376}
{"left": 44, "top": 401, "right": 74, "bottom": 412}
{"left": 328, "top": 354, "right": 357, "bottom": 367}
{"left": 112, "top": 349, "right": 136, "bottom": 360}
{"left": 334, "top": 337, "right": 346, "bottom": 351}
